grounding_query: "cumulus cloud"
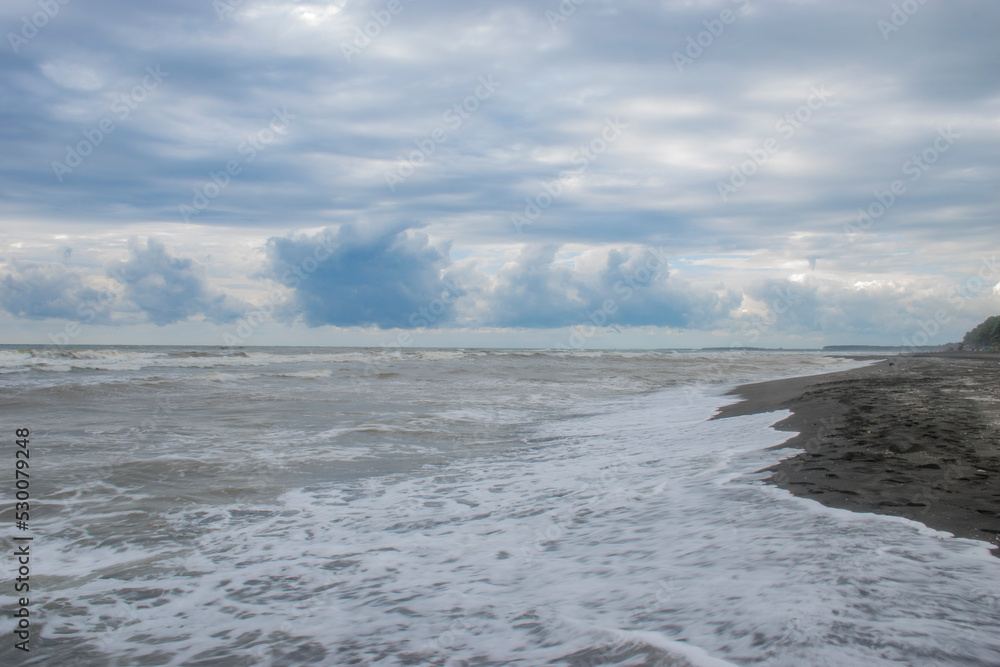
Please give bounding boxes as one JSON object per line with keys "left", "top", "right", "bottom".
{"left": 481, "top": 246, "right": 590, "bottom": 328}
{"left": 110, "top": 238, "right": 246, "bottom": 325}
{"left": 0, "top": 262, "right": 113, "bottom": 323}
{"left": 263, "top": 224, "right": 457, "bottom": 329}
{"left": 260, "top": 228, "right": 743, "bottom": 331}
{"left": 739, "top": 273, "right": 999, "bottom": 343}
{"left": 481, "top": 246, "right": 741, "bottom": 329}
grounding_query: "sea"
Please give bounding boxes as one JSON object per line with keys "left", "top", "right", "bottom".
{"left": 2, "top": 346, "right": 999, "bottom": 666}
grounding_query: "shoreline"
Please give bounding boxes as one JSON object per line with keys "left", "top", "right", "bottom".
{"left": 714, "top": 353, "right": 1000, "bottom": 553}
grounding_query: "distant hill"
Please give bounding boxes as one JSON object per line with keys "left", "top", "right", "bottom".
{"left": 963, "top": 315, "right": 1000, "bottom": 348}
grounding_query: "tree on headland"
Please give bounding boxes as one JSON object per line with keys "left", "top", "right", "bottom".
{"left": 963, "top": 315, "right": 1000, "bottom": 349}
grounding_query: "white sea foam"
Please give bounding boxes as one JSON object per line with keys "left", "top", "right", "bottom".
{"left": 270, "top": 368, "right": 333, "bottom": 378}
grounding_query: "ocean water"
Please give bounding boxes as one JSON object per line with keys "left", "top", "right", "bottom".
{"left": 2, "top": 346, "right": 999, "bottom": 666}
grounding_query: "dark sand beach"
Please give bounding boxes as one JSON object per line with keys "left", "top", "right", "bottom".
{"left": 716, "top": 353, "right": 1000, "bottom": 553}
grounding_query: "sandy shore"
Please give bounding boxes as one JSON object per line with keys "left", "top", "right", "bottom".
{"left": 715, "top": 353, "right": 1000, "bottom": 553}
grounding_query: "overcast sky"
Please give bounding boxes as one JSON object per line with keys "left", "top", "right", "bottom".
{"left": 1, "top": 0, "right": 998, "bottom": 348}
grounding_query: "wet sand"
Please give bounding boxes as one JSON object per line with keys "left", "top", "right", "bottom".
{"left": 715, "top": 353, "right": 1000, "bottom": 553}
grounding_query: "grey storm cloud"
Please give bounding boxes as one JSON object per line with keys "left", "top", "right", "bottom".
{"left": 111, "top": 238, "right": 246, "bottom": 326}
{"left": 264, "top": 224, "right": 457, "bottom": 329}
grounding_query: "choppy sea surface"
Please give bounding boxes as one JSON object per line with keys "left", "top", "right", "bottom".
{"left": 2, "top": 346, "right": 999, "bottom": 666}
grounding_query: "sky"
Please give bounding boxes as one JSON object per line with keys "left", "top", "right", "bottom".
{"left": 1, "top": 0, "right": 998, "bottom": 349}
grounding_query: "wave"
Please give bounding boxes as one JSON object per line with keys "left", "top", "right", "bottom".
{"left": 0, "top": 348, "right": 359, "bottom": 373}
{"left": 165, "top": 349, "right": 249, "bottom": 358}
{"left": 270, "top": 369, "right": 333, "bottom": 379}
{"left": 0, "top": 349, "right": 162, "bottom": 373}
{"left": 0, "top": 347, "right": 870, "bottom": 391}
